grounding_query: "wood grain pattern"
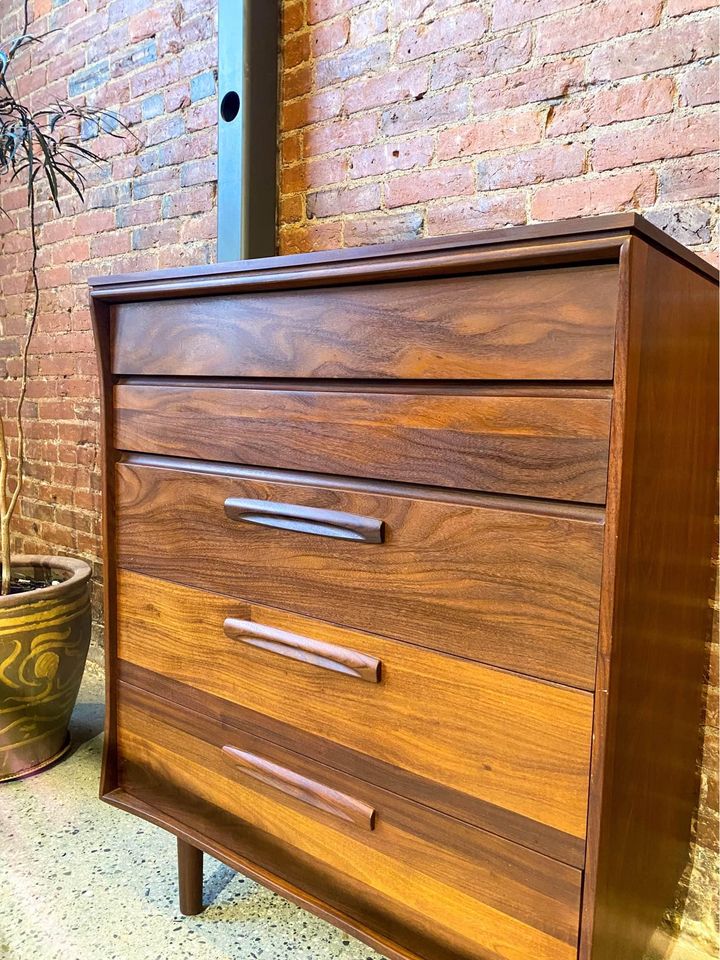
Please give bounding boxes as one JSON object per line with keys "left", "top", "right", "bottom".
{"left": 223, "top": 616, "right": 382, "bottom": 683}
{"left": 90, "top": 218, "right": 718, "bottom": 960}
{"left": 224, "top": 497, "right": 385, "bottom": 543}
{"left": 115, "top": 460, "right": 605, "bottom": 688}
{"left": 110, "top": 265, "right": 619, "bottom": 380}
{"left": 222, "top": 745, "right": 377, "bottom": 831}
{"left": 114, "top": 384, "right": 612, "bottom": 503}
{"left": 581, "top": 240, "right": 719, "bottom": 960}
{"left": 116, "top": 569, "right": 594, "bottom": 846}
{"left": 116, "top": 684, "right": 583, "bottom": 960}
{"left": 177, "top": 838, "right": 203, "bottom": 916}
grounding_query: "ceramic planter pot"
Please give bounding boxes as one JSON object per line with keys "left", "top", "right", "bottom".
{"left": 0, "top": 555, "right": 92, "bottom": 781}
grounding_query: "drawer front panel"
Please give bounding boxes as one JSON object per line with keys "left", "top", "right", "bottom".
{"left": 111, "top": 264, "right": 618, "bottom": 380}
{"left": 114, "top": 385, "right": 612, "bottom": 503}
{"left": 117, "top": 570, "right": 593, "bottom": 852}
{"left": 115, "top": 460, "right": 603, "bottom": 688}
{"left": 116, "top": 684, "right": 583, "bottom": 960}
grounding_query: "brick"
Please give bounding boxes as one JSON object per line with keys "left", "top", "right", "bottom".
{"left": 397, "top": 8, "right": 489, "bottom": 62}
{"left": 388, "top": 0, "right": 468, "bottom": 27}
{"left": 284, "top": 156, "right": 348, "bottom": 192}
{"left": 306, "top": 0, "right": 366, "bottom": 24}
{"left": 161, "top": 184, "right": 213, "bottom": 219}
{"left": 350, "top": 137, "right": 435, "bottom": 179}
{"left": 68, "top": 60, "right": 110, "bottom": 96}
{"left": 645, "top": 203, "right": 713, "bottom": 247}
{"left": 381, "top": 88, "right": 469, "bottom": 136}
{"left": 531, "top": 169, "right": 657, "bottom": 220}
{"left": 311, "top": 17, "right": 349, "bottom": 56}
{"left": 282, "top": 0, "right": 305, "bottom": 34}
{"left": 344, "top": 63, "right": 430, "bottom": 114}
{"left": 304, "top": 114, "right": 377, "bottom": 156}
{"left": 307, "top": 182, "right": 380, "bottom": 217}
{"left": 180, "top": 157, "right": 217, "bottom": 187}
{"left": 283, "top": 30, "right": 312, "bottom": 69}
{"left": 592, "top": 113, "right": 719, "bottom": 171}
{"left": 284, "top": 63, "right": 313, "bottom": 100}
{"left": 537, "top": 0, "right": 662, "bottom": 56}
{"left": 425, "top": 190, "right": 527, "bottom": 235}
{"left": 386, "top": 165, "right": 474, "bottom": 207}
{"left": 190, "top": 70, "right": 215, "bottom": 102}
{"left": 493, "top": 0, "right": 587, "bottom": 29}
{"left": 667, "top": 0, "right": 717, "bottom": 13}
{"left": 589, "top": 14, "right": 718, "bottom": 82}
{"left": 141, "top": 93, "right": 164, "bottom": 120}
{"left": 658, "top": 154, "right": 720, "bottom": 202}
{"left": 478, "top": 142, "right": 586, "bottom": 190}
{"left": 344, "top": 211, "right": 424, "bottom": 246}
{"left": 278, "top": 221, "right": 344, "bottom": 254}
{"left": 349, "top": 6, "right": 388, "bottom": 45}
{"left": 430, "top": 30, "right": 532, "bottom": 90}
{"left": 127, "top": 7, "right": 164, "bottom": 42}
{"left": 473, "top": 59, "right": 584, "bottom": 113}
{"left": 315, "top": 39, "right": 391, "bottom": 87}
{"left": 437, "top": 108, "right": 542, "bottom": 160}
{"left": 282, "top": 88, "right": 343, "bottom": 131}
{"left": 111, "top": 38, "right": 157, "bottom": 76}
{"left": 546, "top": 77, "right": 675, "bottom": 136}
{"left": 679, "top": 62, "right": 719, "bottom": 107}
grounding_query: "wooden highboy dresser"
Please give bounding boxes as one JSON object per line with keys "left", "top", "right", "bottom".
{"left": 90, "top": 215, "right": 718, "bottom": 960}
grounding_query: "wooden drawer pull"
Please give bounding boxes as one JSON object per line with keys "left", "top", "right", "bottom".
{"left": 224, "top": 498, "right": 384, "bottom": 543}
{"left": 223, "top": 618, "right": 382, "bottom": 683}
{"left": 222, "top": 745, "right": 377, "bottom": 831}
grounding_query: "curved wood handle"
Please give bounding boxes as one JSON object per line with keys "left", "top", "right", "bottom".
{"left": 222, "top": 745, "right": 376, "bottom": 831}
{"left": 224, "top": 618, "right": 382, "bottom": 683}
{"left": 224, "top": 498, "right": 384, "bottom": 543}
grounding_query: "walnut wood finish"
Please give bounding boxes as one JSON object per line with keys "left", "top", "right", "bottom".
{"left": 116, "top": 569, "right": 594, "bottom": 852}
{"left": 580, "top": 240, "right": 719, "bottom": 960}
{"left": 222, "top": 616, "right": 382, "bottom": 683}
{"left": 117, "top": 684, "right": 583, "bottom": 960}
{"left": 115, "top": 458, "right": 605, "bottom": 688}
{"left": 221, "top": 745, "right": 377, "bottom": 831}
{"left": 114, "top": 384, "right": 612, "bottom": 503}
{"left": 90, "top": 217, "right": 719, "bottom": 960}
{"left": 177, "top": 838, "right": 203, "bottom": 916}
{"left": 110, "top": 264, "right": 619, "bottom": 380}
{"left": 224, "top": 497, "right": 385, "bottom": 543}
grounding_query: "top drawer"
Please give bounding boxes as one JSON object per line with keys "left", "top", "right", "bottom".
{"left": 110, "top": 265, "right": 619, "bottom": 380}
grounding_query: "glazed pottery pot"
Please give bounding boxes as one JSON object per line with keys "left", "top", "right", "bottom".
{"left": 0, "top": 555, "right": 92, "bottom": 781}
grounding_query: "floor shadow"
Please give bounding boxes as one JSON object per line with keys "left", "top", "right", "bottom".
{"left": 65, "top": 697, "right": 105, "bottom": 757}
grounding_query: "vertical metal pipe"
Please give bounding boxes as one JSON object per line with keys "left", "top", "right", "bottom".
{"left": 217, "top": 0, "right": 279, "bottom": 262}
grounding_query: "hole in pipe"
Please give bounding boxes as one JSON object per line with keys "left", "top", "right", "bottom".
{"left": 221, "top": 91, "right": 240, "bottom": 122}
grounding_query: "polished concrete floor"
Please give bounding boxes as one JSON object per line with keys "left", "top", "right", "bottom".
{"left": 0, "top": 663, "right": 385, "bottom": 960}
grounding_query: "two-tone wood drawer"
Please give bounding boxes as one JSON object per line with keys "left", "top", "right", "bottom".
{"left": 117, "top": 682, "right": 585, "bottom": 960}
{"left": 115, "top": 458, "right": 605, "bottom": 689}
{"left": 110, "top": 264, "right": 619, "bottom": 380}
{"left": 113, "top": 384, "right": 612, "bottom": 504}
{"left": 116, "top": 569, "right": 594, "bottom": 865}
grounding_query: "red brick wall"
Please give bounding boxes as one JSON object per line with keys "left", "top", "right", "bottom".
{"left": 278, "top": 0, "right": 718, "bottom": 261}
{"left": 0, "top": 0, "right": 717, "bottom": 954}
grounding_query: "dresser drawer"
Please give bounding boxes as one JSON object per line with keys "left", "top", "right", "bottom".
{"left": 117, "top": 570, "right": 593, "bottom": 863}
{"left": 116, "top": 683, "right": 583, "bottom": 960}
{"left": 111, "top": 263, "right": 618, "bottom": 380}
{"left": 116, "top": 459, "right": 604, "bottom": 688}
{"left": 114, "top": 384, "right": 612, "bottom": 503}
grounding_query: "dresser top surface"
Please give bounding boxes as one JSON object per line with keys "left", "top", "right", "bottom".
{"left": 88, "top": 214, "right": 717, "bottom": 294}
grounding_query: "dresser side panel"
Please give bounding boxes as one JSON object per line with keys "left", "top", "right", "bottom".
{"left": 583, "top": 241, "right": 719, "bottom": 959}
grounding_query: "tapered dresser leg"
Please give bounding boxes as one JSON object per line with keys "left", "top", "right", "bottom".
{"left": 177, "top": 837, "right": 204, "bottom": 915}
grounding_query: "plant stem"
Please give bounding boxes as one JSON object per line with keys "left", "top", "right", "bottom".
{"left": 0, "top": 174, "right": 40, "bottom": 594}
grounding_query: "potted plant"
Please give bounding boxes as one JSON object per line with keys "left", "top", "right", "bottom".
{"left": 0, "top": 23, "right": 126, "bottom": 780}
